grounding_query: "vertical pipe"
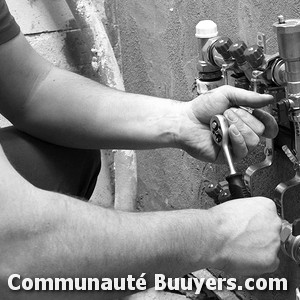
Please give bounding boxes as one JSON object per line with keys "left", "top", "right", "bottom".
{"left": 65, "top": 0, "right": 137, "bottom": 211}
{"left": 274, "top": 17, "right": 300, "bottom": 162}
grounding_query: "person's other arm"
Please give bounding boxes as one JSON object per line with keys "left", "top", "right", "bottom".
{"left": 0, "top": 145, "right": 281, "bottom": 300}
{"left": 0, "top": 33, "right": 277, "bottom": 162}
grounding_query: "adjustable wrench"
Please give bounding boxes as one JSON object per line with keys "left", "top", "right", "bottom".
{"left": 210, "top": 115, "right": 251, "bottom": 199}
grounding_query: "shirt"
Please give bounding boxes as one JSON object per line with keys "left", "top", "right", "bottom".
{"left": 0, "top": 0, "right": 20, "bottom": 45}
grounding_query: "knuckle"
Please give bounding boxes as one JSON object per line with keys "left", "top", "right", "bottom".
{"left": 261, "top": 196, "right": 274, "bottom": 206}
{"left": 219, "top": 85, "right": 232, "bottom": 93}
{"left": 266, "top": 201, "right": 279, "bottom": 215}
{"left": 256, "top": 197, "right": 278, "bottom": 212}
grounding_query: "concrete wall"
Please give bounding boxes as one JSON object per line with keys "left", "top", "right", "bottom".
{"left": 5, "top": 0, "right": 300, "bottom": 299}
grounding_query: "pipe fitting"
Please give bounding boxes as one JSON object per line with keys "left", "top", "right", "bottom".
{"left": 195, "top": 20, "right": 222, "bottom": 77}
{"left": 274, "top": 17, "right": 300, "bottom": 97}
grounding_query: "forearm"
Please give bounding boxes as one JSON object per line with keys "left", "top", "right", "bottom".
{"left": 22, "top": 67, "right": 183, "bottom": 149}
{"left": 0, "top": 33, "right": 183, "bottom": 150}
{"left": 0, "top": 163, "right": 220, "bottom": 299}
{"left": 0, "top": 34, "right": 277, "bottom": 160}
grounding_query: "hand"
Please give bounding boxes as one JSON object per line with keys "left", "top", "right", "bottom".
{"left": 177, "top": 85, "right": 278, "bottom": 162}
{"left": 208, "top": 197, "right": 281, "bottom": 275}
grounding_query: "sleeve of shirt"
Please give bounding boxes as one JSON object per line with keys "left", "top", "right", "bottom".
{"left": 0, "top": 0, "right": 20, "bottom": 45}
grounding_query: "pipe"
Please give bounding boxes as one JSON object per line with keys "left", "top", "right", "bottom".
{"left": 274, "top": 16, "right": 300, "bottom": 161}
{"left": 65, "top": 0, "right": 137, "bottom": 211}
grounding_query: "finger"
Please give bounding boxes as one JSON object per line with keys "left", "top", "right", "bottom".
{"left": 217, "top": 85, "right": 274, "bottom": 108}
{"left": 224, "top": 109, "right": 260, "bottom": 150}
{"left": 252, "top": 109, "right": 279, "bottom": 138}
{"left": 228, "top": 124, "right": 248, "bottom": 160}
{"left": 229, "top": 107, "right": 265, "bottom": 136}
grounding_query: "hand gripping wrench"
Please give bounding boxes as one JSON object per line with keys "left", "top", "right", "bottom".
{"left": 210, "top": 115, "right": 300, "bottom": 300}
{"left": 210, "top": 115, "right": 300, "bottom": 264}
{"left": 210, "top": 114, "right": 300, "bottom": 300}
{"left": 210, "top": 115, "right": 251, "bottom": 199}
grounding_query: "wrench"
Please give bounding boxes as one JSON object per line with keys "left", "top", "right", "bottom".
{"left": 210, "top": 115, "right": 300, "bottom": 281}
{"left": 210, "top": 115, "right": 251, "bottom": 199}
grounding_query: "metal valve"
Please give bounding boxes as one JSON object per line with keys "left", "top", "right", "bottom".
{"left": 244, "top": 45, "right": 265, "bottom": 69}
{"left": 229, "top": 41, "right": 247, "bottom": 65}
{"left": 215, "top": 36, "right": 233, "bottom": 60}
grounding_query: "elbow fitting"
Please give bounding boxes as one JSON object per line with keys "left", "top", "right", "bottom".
{"left": 195, "top": 20, "right": 222, "bottom": 80}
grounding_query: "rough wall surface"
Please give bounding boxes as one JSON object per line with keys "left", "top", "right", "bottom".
{"left": 114, "top": 0, "right": 300, "bottom": 299}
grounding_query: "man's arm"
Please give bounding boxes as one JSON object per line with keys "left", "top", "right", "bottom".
{"left": 0, "top": 33, "right": 277, "bottom": 162}
{"left": 0, "top": 145, "right": 281, "bottom": 299}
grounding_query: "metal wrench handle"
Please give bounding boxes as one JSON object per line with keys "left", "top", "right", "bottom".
{"left": 210, "top": 115, "right": 251, "bottom": 199}
{"left": 210, "top": 115, "right": 236, "bottom": 174}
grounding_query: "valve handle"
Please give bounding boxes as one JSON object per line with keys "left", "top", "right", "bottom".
{"left": 229, "top": 41, "right": 247, "bottom": 65}
{"left": 244, "top": 45, "right": 265, "bottom": 69}
{"left": 215, "top": 36, "right": 233, "bottom": 60}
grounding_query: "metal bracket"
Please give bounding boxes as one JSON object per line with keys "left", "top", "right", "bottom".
{"left": 244, "top": 139, "right": 274, "bottom": 195}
